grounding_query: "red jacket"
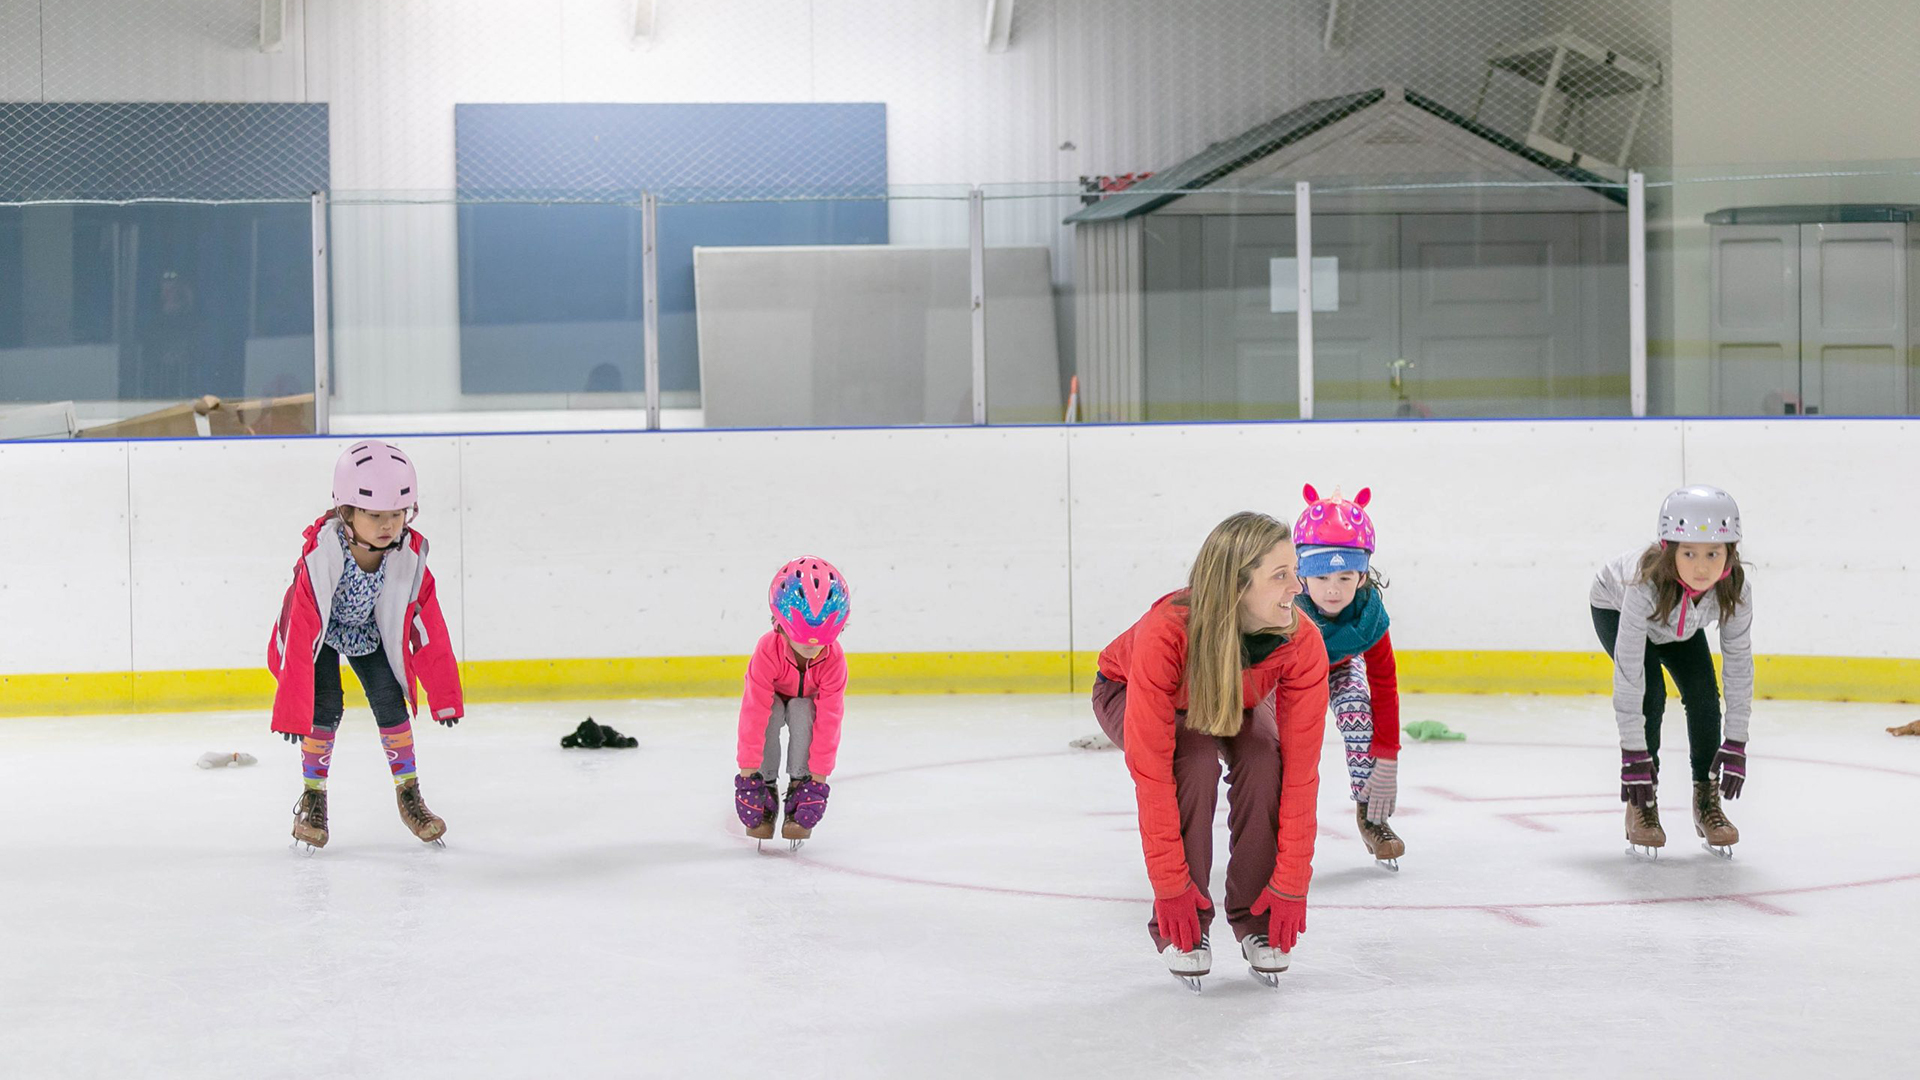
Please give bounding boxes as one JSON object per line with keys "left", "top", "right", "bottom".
{"left": 1341, "top": 631, "right": 1401, "bottom": 761}
{"left": 1098, "top": 591, "right": 1330, "bottom": 900}
{"left": 735, "top": 629, "right": 848, "bottom": 776}
{"left": 267, "top": 514, "right": 464, "bottom": 735}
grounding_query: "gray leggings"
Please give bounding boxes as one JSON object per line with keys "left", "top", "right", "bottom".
{"left": 759, "top": 696, "right": 816, "bottom": 780}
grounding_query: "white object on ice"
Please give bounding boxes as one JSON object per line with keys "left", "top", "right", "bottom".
{"left": 1068, "top": 732, "right": 1116, "bottom": 751}
{"left": 196, "top": 751, "right": 258, "bottom": 769}
{"left": 1161, "top": 937, "right": 1211, "bottom": 993}
{"left": 1241, "top": 934, "right": 1289, "bottom": 987}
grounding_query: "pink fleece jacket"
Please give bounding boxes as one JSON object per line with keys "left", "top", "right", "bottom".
{"left": 734, "top": 629, "right": 848, "bottom": 777}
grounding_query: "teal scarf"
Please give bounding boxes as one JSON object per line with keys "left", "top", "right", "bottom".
{"left": 1299, "top": 586, "right": 1390, "bottom": 666}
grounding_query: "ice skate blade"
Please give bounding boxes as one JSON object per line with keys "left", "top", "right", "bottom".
{"left": 1626, "top": 843, "right": 1662, "bottom": 860}
{"left": 1701, "top": 841, "right": 1734, "bottom": 859}
{"left": 1173, "top": 975, "right": 1204, "bottom": 994}
{"left": 289, "top": 840, "right": 320, "bottom": 857}
{"left": 1375, "top": 857, "right": 1400, "bottom": 872}
{"left": 789, "top": 838, "right": 806, "bottom": 852}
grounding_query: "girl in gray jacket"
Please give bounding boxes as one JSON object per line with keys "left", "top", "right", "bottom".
{"left": 1589, "top": 486, "right": 1752, "bottom": 858}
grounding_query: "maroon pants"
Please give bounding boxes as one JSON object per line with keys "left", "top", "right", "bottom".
{"left": 1092, "top": 676, "right": 1281, "bottom": 947}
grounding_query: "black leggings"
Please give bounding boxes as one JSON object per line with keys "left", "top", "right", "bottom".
{"left": 1591, "top": 606, "right": 1722, "bottom": 783}
{"left": 312, "top": 643, "right": 411, "bottom": 731}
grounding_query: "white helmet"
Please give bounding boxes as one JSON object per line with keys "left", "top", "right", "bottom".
{"left": 1657, "top": 486, "right": 1741, "bottom": 544}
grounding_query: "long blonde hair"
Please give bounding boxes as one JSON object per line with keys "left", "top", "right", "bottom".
{"left": 1175, "top": 511, "right": 1293, "bottom": 738}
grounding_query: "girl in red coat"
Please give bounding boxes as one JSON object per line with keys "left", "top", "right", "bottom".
{"left": 1293, "top": 485, "right": 1405, "bottom": 868}
{"left": 268, "top": 440, "right": 464, "bottom": 850}
{"left": 1091, "top": 511, "right": 1330, "bottom": 991}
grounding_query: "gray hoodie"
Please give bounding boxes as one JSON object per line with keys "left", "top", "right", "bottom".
{"left": 1590, "top": 548, "right": 1753, "bottom": 751}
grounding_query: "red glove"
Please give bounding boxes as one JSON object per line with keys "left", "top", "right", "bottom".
{"left": 1250, "top": 888, "right": 1307, "bottom": 951}
{"left": 1152, "top": 884, "right": 1212, "bottom": 952}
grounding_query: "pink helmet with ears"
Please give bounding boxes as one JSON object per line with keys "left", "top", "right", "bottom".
{"left": 331, "top": 440, "right": 418, "bottom": 513}
{"left": 768, "top": 557, "right": 851, "bottom": 648}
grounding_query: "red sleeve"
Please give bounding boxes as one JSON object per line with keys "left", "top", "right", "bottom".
{"left": 268, "top": 562, "right": 321, "bottom": 736}
{"left": 1121, "top": 616, "right": 1193, "bottom": 900}
{"left": 735, "top": 634, "right": 781, "bottom": 771}
{"left": 408, "top": 565, "right": 464, "bottom": 722}
{"left": 1363, "top": 630, "right": 1400, "bottom": 761}
{"left": 1270, "top": 622, "right": 1330, "bottom": 898}
{"left": 804, "top": 648, "right": 848, "bottom": 777}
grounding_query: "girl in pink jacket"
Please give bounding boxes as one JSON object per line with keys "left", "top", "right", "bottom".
{"left": 268, "top": 441, "right": 464, "bottom": 851}
{"left": 734, "top": 557, "right": 851, "bottom": 847}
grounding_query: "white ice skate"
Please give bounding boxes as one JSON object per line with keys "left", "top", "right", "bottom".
{"left": 1161, "top": 936, "right": 1211, "bottom": 994}
{"left": 1240, "top": 934, "right": 1290, "bottom": 987}
{"left": 1068, "top": 732, "right": 1116, "bottom": 751}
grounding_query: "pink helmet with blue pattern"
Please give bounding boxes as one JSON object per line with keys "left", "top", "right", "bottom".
{"left": 769, "top": 556, "right": 851, "bottom": 648}
{"left": 1293, "top": 484, "right": 1377, "bottom": 578}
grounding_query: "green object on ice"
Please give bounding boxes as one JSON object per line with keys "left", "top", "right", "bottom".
{"left": 1405, "top": 720, "right": 1465, "bottom": 742}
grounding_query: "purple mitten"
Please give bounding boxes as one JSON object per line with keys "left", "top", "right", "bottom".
{"left": 734, "top": 774, "right": 776, "bottom": 829}
{"left": 1620, "top": 749, "right": 1656, "bottom": 806}
{"left": 1712, "top": 740, "right": 1746, "bottom": 799}
{"left": 786, "top": 779, "right": 831, "bottom": 829}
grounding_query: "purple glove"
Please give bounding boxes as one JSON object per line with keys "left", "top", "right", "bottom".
{"left": 734, "top": 773, "right": 776, "bottom": 829}
{"left": 1620, "top": 749, "right": 1656, "bottom": 806}
{"left": 1712, "top": 740, "right": 1746, "bottom": 799}
{"left": 785, "top": 779, "right": 831, "bottom": 829}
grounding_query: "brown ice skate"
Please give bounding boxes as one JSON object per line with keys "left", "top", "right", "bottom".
{"left": 1356, "top": 803, "right": 1404, "bottom": 868}
{"left": 1626, "top": 800, "right": 1666, "bottom": 857}
{"left": 291, "top": 788, "right": 329, "bottom": 849}
{"left": 396, "top": 778, "right": 447, "bottom": 843}
{"left": 1693, "top": 780, "right": 1738, "bottom": 857}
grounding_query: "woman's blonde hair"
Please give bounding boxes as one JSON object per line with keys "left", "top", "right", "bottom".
{"left": 1175, "top": 511, "right": 1293, "bottom": 737}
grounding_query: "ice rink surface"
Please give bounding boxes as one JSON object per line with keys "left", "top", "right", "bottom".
{"left": 2, "top": 693, "right": 1913, "bottom": 1079}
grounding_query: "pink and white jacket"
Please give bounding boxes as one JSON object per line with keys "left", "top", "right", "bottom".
{"left": 266, "top": 513, "right": 464, "bottom": 736}
{"left": 734, "top": 629, "right": 848, "bottom": 777}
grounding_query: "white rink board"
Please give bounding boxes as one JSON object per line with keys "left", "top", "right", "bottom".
{"left": 0, "top": 442, "right": 132, "bottom": 673}
{"left": 1681, "top": 419, "right": 1920, "bottom": 658}
{"left": 2, "top": 419, "right": 1919, "bottom": 679}
{"left": 457, "top": 427, "right": 1073, "bottom": 660}
{"left": 1068, "top": 421, "right": 1687, "bottom": 654}
{"left": 123, "top": 437, "right": 467, "bottom": 674}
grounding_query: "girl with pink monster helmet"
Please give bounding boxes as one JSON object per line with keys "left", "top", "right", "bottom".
{"left": 266, "top": 440, "right": 465, "bottom": 852}
{"left": 734, "top": 557, "right": 851, "bottom": 848}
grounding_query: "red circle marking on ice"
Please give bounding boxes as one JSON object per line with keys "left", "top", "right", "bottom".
{"left": 747, "top": 742, "right": 1920, "bottom": 916}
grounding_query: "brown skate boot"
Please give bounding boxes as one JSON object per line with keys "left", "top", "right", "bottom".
{"left": 292, "top": 788, "right": 329, "bottom": 849}
{"left": 1693, "top": 780, "right": 1738, "bottom": 857}
{"left": 1625, "top": 800, "right": 1666, "bottom": 857}
{"left": 1356, "top": 803, "right": 1404, "bottom": 869}
{"left": 396, "top": 777, "right": 447, "bottom": 843}
{"left": 781, "top": 781, "right": 812, "bottom": 844}
{"left": 748, "top": 779, "right": 777, "bottom": 841}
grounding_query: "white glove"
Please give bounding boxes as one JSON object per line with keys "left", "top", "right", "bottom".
{"left": 1362, "top": 758, "right": 1397, "bottom": 823}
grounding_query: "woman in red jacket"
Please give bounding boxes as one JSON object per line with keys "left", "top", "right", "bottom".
{"left": 1092, "top": 511, "right": 1330, "bottom": 991}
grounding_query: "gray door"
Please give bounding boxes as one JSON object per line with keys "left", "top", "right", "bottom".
{"left": 1396, "top": 214, "right": 1583, "bottom": 416}
{"left": 1800, "top": 222, "right": 1908, "bottom": 416}
{"left": 1709, "top": 224, "right": 1800, "bottom": 415}
{"left": 1193, "top": 214, "right": 1398, "bottom": 420}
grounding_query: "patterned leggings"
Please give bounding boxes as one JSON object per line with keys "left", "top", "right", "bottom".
{"left": 1329, "top": 657, "right": 1375, "bottom": 801}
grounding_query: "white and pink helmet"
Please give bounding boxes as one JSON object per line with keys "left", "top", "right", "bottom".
{"left": 332, "top": 440, "right": 419, "bottom": 514}
{"left": 768, "top": 557, "right": 851, "bottom": 648}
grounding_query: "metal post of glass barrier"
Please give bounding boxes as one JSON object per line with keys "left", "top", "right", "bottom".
{"left": 642, "top": 192, "right": 661, "bottom": 432}
{"left": 309, "top": 191, "right": 331, "bottom": 436}
{"left": 969, "top": 187, "right": 988, "bottom": 426}
{"left": 1295, "top": 180, "right": 1315, "bottom": 421}
{"left": 1628, "top": 170, "right": 1648, "bottom": 418}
